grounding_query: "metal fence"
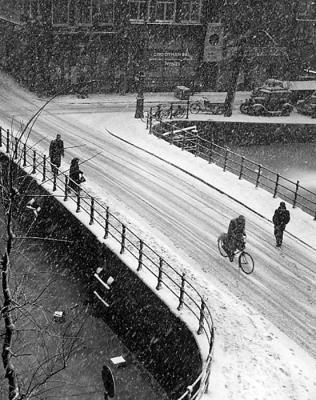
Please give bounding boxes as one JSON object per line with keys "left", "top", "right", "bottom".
{"left": 0, "top": 126, "right": 215, "bottom": 400}
{"left": 152, "top": 121, "right": 316, "bottom": 220}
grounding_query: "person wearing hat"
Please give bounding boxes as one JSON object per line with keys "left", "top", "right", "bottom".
{"left": 49, "top": 134, "right": 64, "bottom": 175}
{"left": 224, "top": 215, "right": 246, "bottom": 262}
{"left": 273, "top": 202, "right": 290, "bottom": 247}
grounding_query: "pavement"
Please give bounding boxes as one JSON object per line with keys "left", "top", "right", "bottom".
{"left": 50, "top": 90, "right": 316, "bottom": 125}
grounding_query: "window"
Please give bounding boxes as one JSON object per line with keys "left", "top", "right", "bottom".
{"left": 92, "top": 0, "right": 114, "bottom": 24}
{"left": 29, "top": 0, "right": 40, "bottom": 19}
{"left": 155, "top": 0, "right": 175, "bottom": 22}
{"left": 75, "top": 0, "right": 93, "bottom": 25}
{"left": 181, "top": 0, "right": 201, "bottom": 23}
{"left": 129, "top": 0, "right": 147, "bottom": 20}
{"left": 52, "top": 0, "right": 71, "bottom": 25}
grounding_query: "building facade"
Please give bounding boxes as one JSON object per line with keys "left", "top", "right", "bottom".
{"left": 2, "top": 0, "right": 214, "bottom": 94}
{"left": 1, "top": 0, "right": 314, "bottom": 94}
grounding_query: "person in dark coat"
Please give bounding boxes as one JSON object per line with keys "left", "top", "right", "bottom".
{"left": 68, "top": 157, "right": 85, "bottom": 192}
{"left": 225, "top": 215, "right": 246, "bottom": 262}
{"left": 273, "top": 202, "right": 290, "bottom": 247}
{"left": 49, "top": 134, "right": 64, "bottom": 175}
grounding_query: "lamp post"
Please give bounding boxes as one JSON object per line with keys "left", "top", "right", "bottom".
{"left": 134, "top": 21, "right": 149, "bottom": 119}
{"left": 134, "top": 71, "right": 145, "bottom": 118}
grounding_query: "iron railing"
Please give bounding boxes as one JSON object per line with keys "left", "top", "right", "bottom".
{"left": 152, "top": 121, "right": 316, "bottom": 220}
{"left": 0, "top": 125, "right": 215, "bottom": 400}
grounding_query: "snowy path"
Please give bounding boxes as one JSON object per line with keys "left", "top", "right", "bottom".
{"left": 0, "top": 73, "right": 315, "bottom": 400}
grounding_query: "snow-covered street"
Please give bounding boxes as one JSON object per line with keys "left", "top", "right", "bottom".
{"left": 0, "top": 72, "right": 315, "bottom": 400}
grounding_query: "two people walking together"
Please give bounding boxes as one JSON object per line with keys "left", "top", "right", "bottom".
{"left": 49, "top": 134, "right": 85, "bottom": 193}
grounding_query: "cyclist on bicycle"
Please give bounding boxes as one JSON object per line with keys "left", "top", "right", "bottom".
{"left": 224, "top": 215, "right": 246, "bottom": 262}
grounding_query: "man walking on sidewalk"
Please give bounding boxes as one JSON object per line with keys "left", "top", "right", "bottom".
{"left": 273, "top": 202, "right": 290, "bottom": 247}
{"left": 49, "top": 134, "right": 64, "bottom": 175}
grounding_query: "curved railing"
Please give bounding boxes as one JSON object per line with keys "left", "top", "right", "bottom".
{"left": 0, "top": 126, "right": 215, "bottom": 400}
{"left": 151, "top": 120, "right": 316, "bottom": 220}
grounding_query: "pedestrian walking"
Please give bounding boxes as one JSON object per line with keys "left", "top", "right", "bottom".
{"left": 68, "top": 157, "right": 85, "bottom": 193}
{"left": 272, "top": 201, "right": 290, "bottom": 247}
{"left": 49, "top": 134, "right": 64, "bottom": 175}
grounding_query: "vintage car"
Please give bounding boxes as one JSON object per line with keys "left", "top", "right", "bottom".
{"left": 240, "top": 80, "right": 293, "bottom": 116}
{"left": 174, "top": 85, "right": 191, "bottom": 100}
{"left": 295, "top": 91, "right": 316, "bottom": 117}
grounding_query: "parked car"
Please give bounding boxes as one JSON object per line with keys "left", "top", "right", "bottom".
{"left": 296, "top": 91, "right": 316, "bottom": 117}
{"left": 240, "top": 83, "right": 293, "bottom": 116}
{"left": 174, "top": 85, "right": 191, "bottom": 100}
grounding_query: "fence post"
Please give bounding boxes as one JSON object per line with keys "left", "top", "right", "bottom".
{"left": 239, "top": 156, "right": 244, "bottom": 179}
{"left": 273, "top": 173, "right": 280, "bottom": 198}
{"left": 146, "top": 111, "right": 149, "bottom": 129}
{"left": 14, "top": 137, "right": 18, "bottom": 159}
{"left": 120, "top": 224, "right": 126, "bottom": 254}
{"left": 186, "top": 100, "right": 190, "bottom": 119}
{"left": 195, "top": 135, "right": 199, "bottom": 157}
{"left": 185, "top": 386, "right": 193, "bottom": 400}
{"left": 64, "top": 176, "right": 69, "bottom": 201}
{"left": 0, "top": 127, "right": 2, "bottom": 147}
{"left": 255, "top": 164, "right": 262, "bottom": 188}
{"left": 293, "top": 180, "right": 299, "bottom": 208}
{"left": 6, "top": 129, "right": 10, "bottom": 153}
{"left": 177, "top": 273, "right": 186, "bottom": 310}
{"left": 42, "top": 155, "right": 46, "bottom": 181}
{"left": 53, "top": 172, "right": 57, "bottom": 191}
{"left": 156, "top": 258, "right": 163, "bottom": 290}
{"left": 23, "top": 143, "right": 27, "bottom": 166}
{"left": 197, "top": 298, "right": 206, "bottom": 334}
{"left": 170, "top": 104, "right": 173, "bottom": 120}
{"left": 149, "top": 110, "right": 153, "bottom": 134}
{"left": 157, "top": 104, "right": 161, "bottom": 120}
{"left": 137, "top": 240, "right": 143, "bottom": 271}
{"left": 104, "top": 206, "right": 109, "bottom": 239}
{"left": 32, "top": 150, "right": 36, "bottom": 174}
{"left": 223, "top": 147, "right": 228, "bottom": 171}
{"left": 76, "top": 190, "right": 81, "bottom": 212}
{"left": 170, "top": 124, "right": 174, "bottom": 145}
{"left": 89, "top": 197, "right": 95, "bottom": 225}
{"left": 181, "top": 131, "right": 186, "bottom": 151}
{"left": 208, "top": 141, "right": 213, "bottom": 164}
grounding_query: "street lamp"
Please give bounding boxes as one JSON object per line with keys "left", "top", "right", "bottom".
{"left": 134, "top": 20, "right": 149, "bottom": 119}
{"left": 134, "top": 71, "right": 145, "bottom": 118}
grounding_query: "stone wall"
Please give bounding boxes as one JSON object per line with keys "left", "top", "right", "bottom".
{"left": 0, "top": 153, "right": 202, "bottom": 400}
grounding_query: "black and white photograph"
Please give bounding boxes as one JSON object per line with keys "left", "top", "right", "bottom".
{"left": 0, "top": 1, "right": 315, "bottom": 400}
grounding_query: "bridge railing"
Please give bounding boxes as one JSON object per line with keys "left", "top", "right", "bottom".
{"left": 0, "top": 125, "right": 214, "bottom": 400}
{"left": 154, "top": 121, "right": 316, "bottom": 220}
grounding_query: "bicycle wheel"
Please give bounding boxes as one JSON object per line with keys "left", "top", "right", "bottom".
{"left": 190, "top": 103, "right": 200, "bottom": 114}
{"left": 160, "top": 109, "right": 170, "bottom": 119}
{"left": 177, "top": 108, "right": 186, "bottom": 118}
{"left": 238, "top": 251, "right": 254, "bottom": 274}
{"left": 217, "top": 236, "right": 228, "bottom": 258}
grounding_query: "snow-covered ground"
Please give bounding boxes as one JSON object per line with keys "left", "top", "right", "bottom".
{"left": 0, "top": 72, "right": 315, "bottom": 400}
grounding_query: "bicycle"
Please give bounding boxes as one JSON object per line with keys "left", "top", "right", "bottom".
{"left": 169, "top": 105, "right": 186, "bottom": 119}
{"left": 217, "top": 233, "right": 254, "bottom": 274}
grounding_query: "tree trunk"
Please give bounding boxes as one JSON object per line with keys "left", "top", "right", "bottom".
{"left": 224, "top": 42, "right": 246, "bottom": 117}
